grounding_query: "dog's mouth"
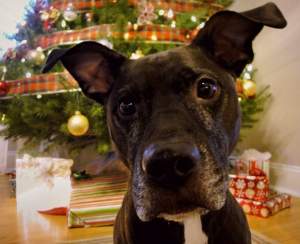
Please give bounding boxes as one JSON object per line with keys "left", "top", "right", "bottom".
{"left": 132, "top": 170, "right": 228, "bottom": 222}
{"left": 158, "top": 207, "right": 209, "bottom": 223}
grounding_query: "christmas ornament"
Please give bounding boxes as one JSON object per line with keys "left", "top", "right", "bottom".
{"left": 63, "top": 3, "right": 78, "bottom": 22}
{"left": 236, "top": 79, "right": 243, "bottom": 94}
{"left": 40, "top": 7, "right": 60, "bottom": 23}
{"left": 40, "top": 6, "right": 60, "bottom": 31}
{"left": 243, "top": 80, "right": 257, "bottom": 98}
{"left": 27, "top": 47, "right": 46, "bottom": 65}
{"left": 67, "top": 111, "right": 89, "bottom": 136}
{"left": 137, "top": 0, "right": 157, "bottom": 25}
{"left": 0, "top": 81, "right": 9, "bottom": 96}
{"left": 130, "top": 49, "right": 144, "bottom": 59}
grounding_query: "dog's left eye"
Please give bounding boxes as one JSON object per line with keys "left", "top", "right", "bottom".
{"left": 196, "top": 78, "right": 219, "bottom": 99}
{"left": 119, "top": 98, "right": 136, "bottom": 116}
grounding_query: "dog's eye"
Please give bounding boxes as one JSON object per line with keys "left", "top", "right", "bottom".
{"left": 119, "top": 98, "right": 136, "bottom": 116}
{"left": 196, "top": 78, "right": 218, "bottom": 99}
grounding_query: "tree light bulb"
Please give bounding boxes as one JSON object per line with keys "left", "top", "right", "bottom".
{"left": 246, "top": 64, "right": 253, "bottom": 72}
{"left": 151, "top": 34, "right": 157, "bottom": 41}
{"left": 167, "top": 9, "right": 174, "bottom": 19}
{"left": 25, "top": 72, "right": 32, "bottom": 78}
{"left": 158, "top": 9, "right": 165, "bottom": 16}
{"left": 199, "top": 22, "right": 205, "bottom": 29}
{"left": 171, "top": 21, "right": 176, "bottom": 28}
{"left": 243, "top": 72, "right": 251, "bottom": 80}
{"left": 191, "top": 16, "right": 197, "bottom": 22}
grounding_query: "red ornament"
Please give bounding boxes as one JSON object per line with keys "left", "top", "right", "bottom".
{"left": 0, "top": 81, "right": 9, "bottom": 96}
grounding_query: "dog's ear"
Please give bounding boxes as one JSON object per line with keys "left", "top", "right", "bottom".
{"left": 192, "top": 2, "right": 287, "bottom": 77}
{"left": 42, "top": 41, "right": 127, "bottom": 103}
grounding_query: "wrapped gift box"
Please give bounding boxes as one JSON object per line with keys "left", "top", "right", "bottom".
{"left": 16, "top": 154, "right": 73, "bottom": 213}
{"left": 229, "top": 174, "right": 269, "bottom": 202}
{"left": 68, "top": 174, "right": 127, "bottom": 228}
{"left": 236, "top": 193, "right": 291, "bottom": 218}
{"left": 229, "top": 149, "right": 271, "bottom": 177}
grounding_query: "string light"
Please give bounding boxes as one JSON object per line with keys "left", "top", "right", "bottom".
{"left": 25, "top": 72, "right": 32, "bottom": 78}
{"left": 130, "top": 49, "right": 144, "bottom": 60}
{"left": 167, "top": 9, "right": 174, "bottom": 19}
{"left": 246, "top": 64, "right": 253, "bottom": 72}
{"left": 171, "top": 21, "right": 176, "bottom": 28}
{"left": 191, "top": 16, "right": 197, "bottom": 22}
{"left": 61, "top": 20, "right": 67, "bottom": 28}
{"left": 124, "top": 32, "right": 129, "bottom": 40}
{"left": 21, "top": 21, "right": 27, "bottom": 27}
{"left": 158, "top": 9, "right": 165, "bottom": 16}
{"left": 243, "top": 72, "right": 251, "bottom": 80}
{"left": 199, "top": 22, "right": 205, "bottom": 29}
{"left": 151, "top": 34, "right": 157, "bottom": 41}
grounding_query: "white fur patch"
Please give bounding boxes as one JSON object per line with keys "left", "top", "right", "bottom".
{"left": 159, "top": 210, "right": 208, "bottom": 244}
{"left": 183, "top": 212, "right": 207, "bottom": 244}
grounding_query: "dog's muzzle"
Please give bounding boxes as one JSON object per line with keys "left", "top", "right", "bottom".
{"left": 141, "top": 142, "right": 201, "bottom": 188}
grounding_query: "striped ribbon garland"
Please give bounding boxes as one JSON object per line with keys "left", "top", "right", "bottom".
{"left": 3, "top": 72, "right": 78, "bottom": 98}
{"left": 36, "top": 24, "right": 197, "bottom": 50}
{"left": 51, "top": 0, "right": 224, "bottom": 12}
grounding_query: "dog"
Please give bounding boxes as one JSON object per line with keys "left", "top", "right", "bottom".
{"left": 43, "top": 2, "right": 286, "bottom": 244}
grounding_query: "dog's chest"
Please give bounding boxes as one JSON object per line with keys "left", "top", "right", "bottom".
{"left": 183, "top": 213, "right": 207, "bottom": 244}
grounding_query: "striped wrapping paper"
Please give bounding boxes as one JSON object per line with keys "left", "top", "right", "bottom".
{"left": 68, "top": 175, "right": 128, "bottom": 228}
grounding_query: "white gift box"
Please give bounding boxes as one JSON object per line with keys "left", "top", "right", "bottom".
{"left": 16, "top": 154, "right": 73, "bottom": 213}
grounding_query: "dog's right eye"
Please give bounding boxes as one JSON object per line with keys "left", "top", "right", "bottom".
{"left": 119, "top": 98, "right": 136, "bottom": 116}
{"left": 196, "top": 78, "right": 219, "bottom": 100}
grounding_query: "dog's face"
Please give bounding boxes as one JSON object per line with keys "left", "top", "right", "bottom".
{"left": 43, "top": 3, "right": 286, "bottom": 221}
{"left": 106, "top": 46, "right": 240, "bottom": 220}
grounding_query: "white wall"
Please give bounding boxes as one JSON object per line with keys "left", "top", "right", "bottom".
{"left": 230, "top": 1, "right": 300, "bottom": 167}
{"left": 0, "top": 125, "right": 17, "bottom": 173}
{"left": 0, "top": 137, "right": 8, "bottom": 172}
{"left": 229, "top": 1, "right": 300, "bottom": 196}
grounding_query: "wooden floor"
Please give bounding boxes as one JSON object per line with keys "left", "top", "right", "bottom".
{"left": 0, "top": 175, "right": 299, "bottom": 244}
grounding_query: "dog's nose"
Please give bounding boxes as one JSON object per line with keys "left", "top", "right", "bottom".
{"left": 142, "top": 143, "right": 200, "bottom": 187}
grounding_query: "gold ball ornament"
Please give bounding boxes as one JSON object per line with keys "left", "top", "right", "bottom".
{"left": 40, "top": 7, "right": 60, "bottom": 23}
{"left": 242, "top": 80, "right": 257, "bottom": 98}
{"left": 67, "top": 111, "right": 89, "bottom": 136}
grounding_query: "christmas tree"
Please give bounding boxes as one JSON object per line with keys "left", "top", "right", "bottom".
{"left": 0, "top": 0, "right": 269, "bottom": 158}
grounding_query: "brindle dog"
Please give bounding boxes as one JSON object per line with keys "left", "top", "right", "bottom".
{"left": 43, "top": 3, "right": 286, "bottom": 244}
